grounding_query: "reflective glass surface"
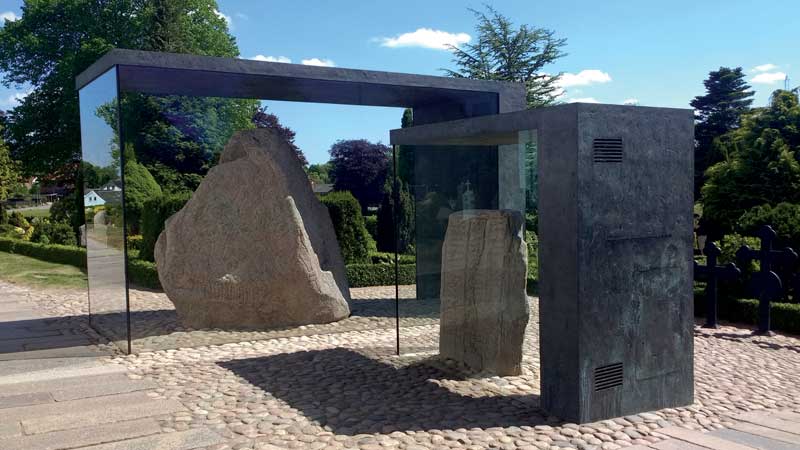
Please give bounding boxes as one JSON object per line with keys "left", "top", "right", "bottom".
{"left": 79, "top": 68, "right": 130, "bottom": 353}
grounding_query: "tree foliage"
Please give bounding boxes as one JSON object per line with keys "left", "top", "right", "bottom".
{"left": 444, "top": 5, "right": 567, "bottom": 107}
{"left": 307, "top": 162, "right": 331, "bottom": 184}
{"left": 329, "top": 139, "right": 390, "bottom": 211}
{"left": 376, "top": 179, "right": 414, "bottom": 254}
{"left": 123, "top": 160, "right": 162, "bottom": 234}
{"left": 252, "top": 106, "right": 306, "bottom": 166}
{"left": 690, "top": 67, "right": 754, "bottom": 198}
{"left": 0, "top": 0, "right": 255, "bottom": 190}
{"left": 318, "top": 191, "right": 371, "bottom": 264}
{"left": 701, "top": 90, "right": 800, "bottom": 236}
{"left": 0, "top": 126, "right": 18, "bottom": 201}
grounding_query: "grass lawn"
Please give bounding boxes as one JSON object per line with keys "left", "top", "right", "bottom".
{"left": 0, "top": 251, "right": 87, "bottom": 289}
{"left": 8, "top": 207, "right": 51, "bottom": 219}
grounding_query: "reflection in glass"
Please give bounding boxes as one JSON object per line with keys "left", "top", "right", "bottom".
{"left": 79, "top": 68, "right": 129, "bottom": 354}
{"left": 398, "top": 132, "right": 536, "bottom": 356}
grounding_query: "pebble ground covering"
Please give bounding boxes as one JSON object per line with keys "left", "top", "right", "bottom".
{"left": 7, "top": 280, "right": 800, "bottom": 450}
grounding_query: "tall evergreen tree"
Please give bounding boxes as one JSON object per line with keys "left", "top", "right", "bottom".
{"left": 701, "top": 90, "right": 800, "bottom": 236}
{"left": 444, "top": 6, "right": 567, "bottom": 108}
{"left": 690, "top": 67, "right": 754, "bottom": 198}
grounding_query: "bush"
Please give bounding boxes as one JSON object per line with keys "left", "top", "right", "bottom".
{"left": 128, "top": 258, "right": 161, "bottom": 289}
{"left": 526, "top": 230, "right": 539, "bottom": 280}
{"left": 0, "top": 203, "right": 7, "bottom": 225}
{"left": 0, "top": 237, "right": 86, "bottom": 268}
{"left": 124, "top": 161, "right": 163, "bottom": 234}
{"left": 346, "top": 263, "right": 415, "bottom": 287}
{"left": 31, "top": 221, "right": 77, "bottom": 246}
{"left": 127, "top": 234, "right": 143, "bottom": 252}
{"left": 364, "top": 215, "right": 378, "bottom": 241}
{"left": 319, "top": 191, "right": 371, "bottom": 264}
{"left": 695, "top": 288, "right": 800, "bottom": 335}
{"left": 139, "top": 192, "right": 192, "bottom": 262}
{"left": 738, "top": 202, "right": 800, "bottom": 251}
{"left": 9, "top": 211, "right": 29, "bottom": 229}
{"left": 369, "top": 251, "right": 415, "bottom": 265}
{"left": 50, "top": 192, "right": 84, "bottom": 240}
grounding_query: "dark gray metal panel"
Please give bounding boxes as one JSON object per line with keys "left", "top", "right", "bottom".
{"left": 574, "top": 104, "right": 694, "bottom": 422}
{"left": 537, "top": 104, "right": 581, "bottom": 421}
{"left": 76, "top": 49, "right": 525, "bottom": 113}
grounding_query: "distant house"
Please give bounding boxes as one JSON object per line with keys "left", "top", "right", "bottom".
{"left": 84, "top": 189, "right": 121, "bottom": 207}
{"left": 100, "top": 180, "right": 123, "bottom": 191}
{"left": 312, "top": 183, "right": 333, "bottom": 194}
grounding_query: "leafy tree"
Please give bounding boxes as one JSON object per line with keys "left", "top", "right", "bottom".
{"left": 701, "top": 90, "right": 800, "bottom": 236}
{"left": 690, "top": 67, "right": 754, "bottom": 198}
{"left": 396, "top": 108, "right": 414, "bottom": 184}
{"left": 252, "top": 106, "right": 306, "bottom": 166}
{"left": 83, "top": 162, "right": 117, "bottom": 189}
{"left": 307, "top": 162, "right": 331, "bottom": 184}
{"left": 0, "top": 0, "right": 254, "bottom": 189}
{"left": 376, "top": 179, "right": 414, "bottom": 253}
{"left": 140, "top": 191, "right": 191, "bottom": 261}
{"left": 123, "top": 160, "right": 162, "bottom": 234}
{"left": 0, "top": 128, "right": 18, "bottom": 201}
{"left": 329, "top": 139, "right": 390, "bottom": 212}
{"left": 738, "top": 202, "right": 800, "bottom": 250}
{"left": 50, "top": 191, "right": 83, "bottom": 243}
{"left": 444, "top": 5, "right": 567, "bottom": 107}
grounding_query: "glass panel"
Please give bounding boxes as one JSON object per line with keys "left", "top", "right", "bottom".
{"left": 398, "top": 132, "right": 537, "bottom": 362}
{"left": 79, "top": 68, "right": 130, "bottom": 354}
{"left": 116, "top": 93, "right": 403, "bottom": 353}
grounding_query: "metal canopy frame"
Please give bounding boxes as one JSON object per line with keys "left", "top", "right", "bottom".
{"left": 76, "top": 49, "right": 526, "bottom": 124}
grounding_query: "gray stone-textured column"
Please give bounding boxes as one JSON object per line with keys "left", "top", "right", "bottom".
{"left": 439, "top": 209, "right": 530, "bottom": 376}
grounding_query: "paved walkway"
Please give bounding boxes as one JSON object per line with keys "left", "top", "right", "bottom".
{"left": 0, "top": 283, "right": 228, "bottom": 449}
{"left": 628, "top": 410, "right": 800, "bottom": 449}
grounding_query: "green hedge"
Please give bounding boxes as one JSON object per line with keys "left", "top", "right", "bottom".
{"left": 0, "top": 237, "right": 86, "bottom": 268}
{"left": 319, "top": 191, "right": 371, "bottom": 264}
{"left": 346, "top": 263, "right": 415, "bottom": 287}
{"left": 140, "top": 192, "right": 192, "bottom": 262}
{"left": 128, "top": 259, "right": 161, "bottom": 289}
{"left": 694, "top": 287, "right": 800, "bottom": 335}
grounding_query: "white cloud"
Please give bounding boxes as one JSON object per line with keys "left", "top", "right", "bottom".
{"left": 556, "top": 70, "right": 612, "bottom": 88}
{"left": 0, "top": 11, "right": 19, "bottom": 22}
{"left": 753, "top": 63, "right": 777, "bottom": 72}
{"left": 750, "top": 71, "right": 787, "bottom": 84}
{"left": 301, "top": 58, "right": 335, "bottom": 67}
{"left": 0, "top": 90, "right": 31, "bottom": 110}
{"left": 378, "top": 28, "right": 471, "bottom": 50}
{"left": 567, "top": 97, "right": 599, "bottom": 103}
{"left": 214, "top": 9, "right": 231, "bottom": 26}
{"left": 251, "top": 55, "right": 292, "bottom": 63}
{"left": 623, "top": 98, "right": 640, "bottom": 106}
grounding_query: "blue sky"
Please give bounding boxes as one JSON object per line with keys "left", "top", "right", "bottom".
{"left": 0, "top": 0, "right": 798, "bottom": 164}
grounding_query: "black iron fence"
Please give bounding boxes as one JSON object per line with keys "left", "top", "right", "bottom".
{"left": 694, "top": 225, "right": 798, "bottom": 334}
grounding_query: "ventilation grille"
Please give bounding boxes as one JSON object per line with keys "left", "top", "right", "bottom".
{"left": 593, "top": 138, "right": 623, "bottom": 163}
{"left": 594, "top": 362, "right": 624, "bottom": 391}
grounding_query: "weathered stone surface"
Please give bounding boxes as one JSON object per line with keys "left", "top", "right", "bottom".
{"left": 155, "top": 129, "right": 350, "bottom": 329}
{"left": 439, "top": 209, "right": 530, "bottom": 376}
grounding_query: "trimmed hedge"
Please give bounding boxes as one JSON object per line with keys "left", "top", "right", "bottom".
{"left": 346, "top": 263, "right": 415, "bottom": 288}
{"left": 319, "top": 191, "right": 371, "bottom": 264}
{"left": 369, "top": 251, "right": 415, "bottom": 265}
{"left": 694, "top": 287, "right": 800, "bottom": 335}
{"left": 128, "top": 259, "right": 161, "bottom": 289}
{"left": 0, "top": 237, "right": 86, "bottom": 268}
{"left": 140, "top": 192, "right": 192, "bottom": 262}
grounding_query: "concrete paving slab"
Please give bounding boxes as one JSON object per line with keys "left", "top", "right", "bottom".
{"left": 650, "top": 439, "right": 717, "bottom": 450}
{"left": 0, "top": 418, "right": 162, "bottom": 450}
{"left": 0, "top": 344, "right": 105, "bottom": 360}
{"left": 770, "top": 410, "right": 800, "bottom": 423}
{"left": 21, "top": 399, "right": 186, "bottom": 434}
{"left": 75, "top": 428, "right": 226, "bottom": 450}
{"left": 734, "top": 412, "right": 800, "bottom": 435}
{"left": 0, "top": 372, "right": 131, "bottom": 396}
{"left": 0, "top": 391, "right": 53, "bottom": 409}
{"left": 0, "top": 420, "right": 21, "bottom": 439}
{"left": 0, "top": 391, "right": 154, "bottom": 422}
{"left": 52, "top": 379, "right": 157, "bottom": 402}
{"left": 729, "top": 421, "right": 800, "bottom": 445}
{"left": 658, "top": 426, "right": 757, "bottom": 450}
{"left": 0, "top": 360, "right": 123, "bottom": 384}
{"left": 0, "top": 328, "right": 63, "bottom": 341}
{"left": 710, "top": 428, "right": 800, "bottom": 450}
